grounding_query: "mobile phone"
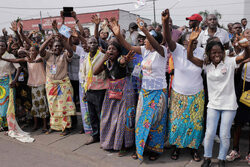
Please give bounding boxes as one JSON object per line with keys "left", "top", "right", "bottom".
{"left": 38, "top": 24, "right": 42, "bottom": 31}
{"left": 63, "top": 7, "right": 73, "bottom": 17}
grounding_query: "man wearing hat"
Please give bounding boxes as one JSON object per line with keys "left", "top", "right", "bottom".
{"left": 126, "top": 22, "right": 139, "bottom": 46}
{"left": 184, "top": 13, "right": 203, "bottom": 34}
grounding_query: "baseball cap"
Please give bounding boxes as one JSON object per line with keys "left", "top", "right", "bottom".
{"left": 186, "top": 14, "right": 203, "bottom": 22}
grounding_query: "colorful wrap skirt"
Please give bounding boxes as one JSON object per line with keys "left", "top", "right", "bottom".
{"left": 79, "top": 83, "right": 92, "bottom": 134}
{"left": 135, "top": 88, "right": 168, "bottom": 161}
{"left": 0, "top": 75, "right": 11, "bottom": 128}
{"left": 100, "top": 77, "right": 136, "bottom": 150}
{"left": 167, "top": 89, "right": 204, "bottom": 149}
{"left": 45, "top": 77, "right": 76, "bottom": 131}
{"left": 31, "top": 85, "right": 49, "bottom": 118}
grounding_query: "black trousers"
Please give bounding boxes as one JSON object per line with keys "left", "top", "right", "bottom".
{"left": 86, "top": 89, "right": 106, "bottom": 138}
{"left": 70, "top": 80, "right": 80, "bottom": 103}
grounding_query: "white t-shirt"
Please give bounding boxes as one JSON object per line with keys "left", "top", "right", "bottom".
{"left": 141, "top": 46, "right": 168, "bottom": 90}
{"left": 75, "top": 46, "right": 88, "bottom": 83}
{"left": 172, "top": 43, "right": 204, "bottom": 95}
{"left": 242, "top": 62, "right": 250, "bottom": 82}
{"left": 197, "top": 28, "right": 230, "bottom": 48}
{"left": 0, "top": 52, "right": 20, "bottom": 78}
{"left": 204, "top": 56, "right": 239, "bottom": 110}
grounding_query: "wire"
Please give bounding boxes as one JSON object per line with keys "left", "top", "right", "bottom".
{"left": 136, "top": 1, "right": 249, "bottom": 12}
{"left": 0, "top": 0, "right": 156, "bottom": 10}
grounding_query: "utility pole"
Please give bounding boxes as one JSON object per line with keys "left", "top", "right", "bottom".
{"left": 153, "top": 0, "right": 156, "bottom": 24}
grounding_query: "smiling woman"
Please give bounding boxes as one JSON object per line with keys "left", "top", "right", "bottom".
{"left": 0, "top": 39, "right": 21, "bottom": 131}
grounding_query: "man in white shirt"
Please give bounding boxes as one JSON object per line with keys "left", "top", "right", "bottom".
{"left": 197, "top": 14, "right": 230, "bottom": 49}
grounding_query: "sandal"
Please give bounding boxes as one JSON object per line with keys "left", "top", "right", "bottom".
{"left": 149, "top": 152, "right": 160, "bottom": 161}
{"left": 171, "top": 149, "right": 180, "bottom": 160}
{"left": 45, "top": 129, "right": 54, "bottom": 135}
{"left": 0, "top": 127, "right": 4, "bottom": 132}
{"left": 41, "top": 129, "right": 47, "bottom": 133}
{"left": 118, "top": 149, "right": 129, "bottom": 157}
{"left": 191, "top": 150, "right": 201, "bottom": 162}
{"left": 131, "top": 153, "right": 138, "bottom": 160}
{"left": 60, "top": 129, "right": 70, "bottom": 136}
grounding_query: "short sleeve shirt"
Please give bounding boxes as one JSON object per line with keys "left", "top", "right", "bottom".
{"left": 140, "top": 46, "right": 168, "bottom": 90}
{"left": 172, "top": 43, "right": 204, "bottom": 95}
{"left": 43, "top": 51, "right": 72, "bottom": 80}
{"left": 197, "top": 28, "right": 230, "bottom": 48}
{"left": 204, "top": 56, "right": 238, "bottom": 110}
{"left": 0, "top": 52, "right": 20, "bottom": 78}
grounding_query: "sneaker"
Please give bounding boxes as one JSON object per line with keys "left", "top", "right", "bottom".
{"left": 218, "top": 160, "right": 225, "bottom": 167}
{"left": 226, "top": 150, "right": 240, "bottom": 161}
{"left": 214, "top": 135, "right": 220, "bottom": 143}
{"left": 201, "top": 158, "right": 211, "bottom": 167}
{"left": 246, "top": 153, "right": 250, "bottom": 165}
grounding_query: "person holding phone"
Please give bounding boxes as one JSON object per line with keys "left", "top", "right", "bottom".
{"left": 109, "top": 16, "right": 168, "bottom": 161}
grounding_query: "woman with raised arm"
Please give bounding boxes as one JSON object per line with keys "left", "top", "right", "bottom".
{"left": 109, "top": 17, "right": 168, "bottom": 161}
{"left": 193, "top": 35, "right": 249, "bottom": 167}
{"left": 93, "top": 42, "right": 136, "bottom": 156}
{"left": 0, "top": 38, "right": 21, "bottom": 131}
{"left": 162, "top": 9, "right": 205, "bottom": 161}
{"left": 1, "top": 46, "right": 49, "bottom": 132}
{"left": 39, "top": 34, "right": 76, "bottom": 136}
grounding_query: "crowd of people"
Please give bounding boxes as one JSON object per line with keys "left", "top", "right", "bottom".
{"left": 0, "top": 8, "right": 249, "bottom": 167}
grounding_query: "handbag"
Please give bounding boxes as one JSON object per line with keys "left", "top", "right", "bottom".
{"left": 240, "top": 63, "right": 250, "bottom": 107}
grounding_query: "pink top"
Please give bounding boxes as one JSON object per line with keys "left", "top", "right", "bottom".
{"left": 27, "top": 56, "right": 46, "bottom": 87}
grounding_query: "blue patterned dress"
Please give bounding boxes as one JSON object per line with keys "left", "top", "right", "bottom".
{"left": 135, "top": 88, "right": 168, "bottom": 160}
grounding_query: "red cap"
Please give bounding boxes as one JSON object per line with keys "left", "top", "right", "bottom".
{"left": 186, "top": 14, "right": 203, "bottom": 22}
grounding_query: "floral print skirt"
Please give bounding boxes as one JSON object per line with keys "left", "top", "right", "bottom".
{"left": 31, "top": 85, "right": 49, "bottom": 118}
{"left": 135, "top": 88, "right": 168, "bottom": 161}
{"left": 167, "top": 89, "right": 204, "bottom": 149}
{"left": 46, "top": 77, "right": 76, "bottom": 131}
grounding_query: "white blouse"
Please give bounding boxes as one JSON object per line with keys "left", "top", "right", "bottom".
{"left": 171, "top": 43, "right": 204, "bottom": 95}
{"left": 204, "top": 56, "right": 238, "bottom": 110}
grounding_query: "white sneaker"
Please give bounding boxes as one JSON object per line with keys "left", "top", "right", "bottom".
{"left": 226, "top": 150, "right": 241, "bottom": 161}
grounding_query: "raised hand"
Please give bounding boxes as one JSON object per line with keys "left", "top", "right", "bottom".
{"left": 136, "top": 17, "right": 146, "bottom": 31}
{"left": 7, "top": 35, "right": 14, "bottom": 45}
{"left": 161, "top": 9, "right": 170, "bottom": 23}
{"left": 60, "top": 11, "right": 64, "bottom": 19}
{"left": 124, "top": 50, "right": 136, "bottom": 62}
{"left": 71, "top": 11, "right": 77, "bottom": 20}
{"left": 189, "top": 27, "right": 201, "bottom": 41}
{"left": 91, "top": 14, "right": 101, "bottom": 25}
{"left": 108, "top": 17, "right": 120, "bottom": 36}
{"left": 10, "top": 21, "right": 18, "bottom": 32}
{"left": 104, "top": 52, "right": 111, "bottom": 61}
{"left": 17, "top": 21, "right": 23, "bottom": 33}
{"left": 236, "top": 34, "right": 249, "bottom": 48}
{"left": 2, "top": 28, "right": 8, "bottom": 36}
{"left": 52, "top": 20, "right": 58, "bottom": 31}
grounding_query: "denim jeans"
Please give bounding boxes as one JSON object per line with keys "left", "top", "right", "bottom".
{"left": 204, "top": 108, "right": 236, "bottom": 160}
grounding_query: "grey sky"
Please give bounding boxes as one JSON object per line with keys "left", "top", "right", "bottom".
{"left": 0, "top": 0, "right": 247, "bottom": 32}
